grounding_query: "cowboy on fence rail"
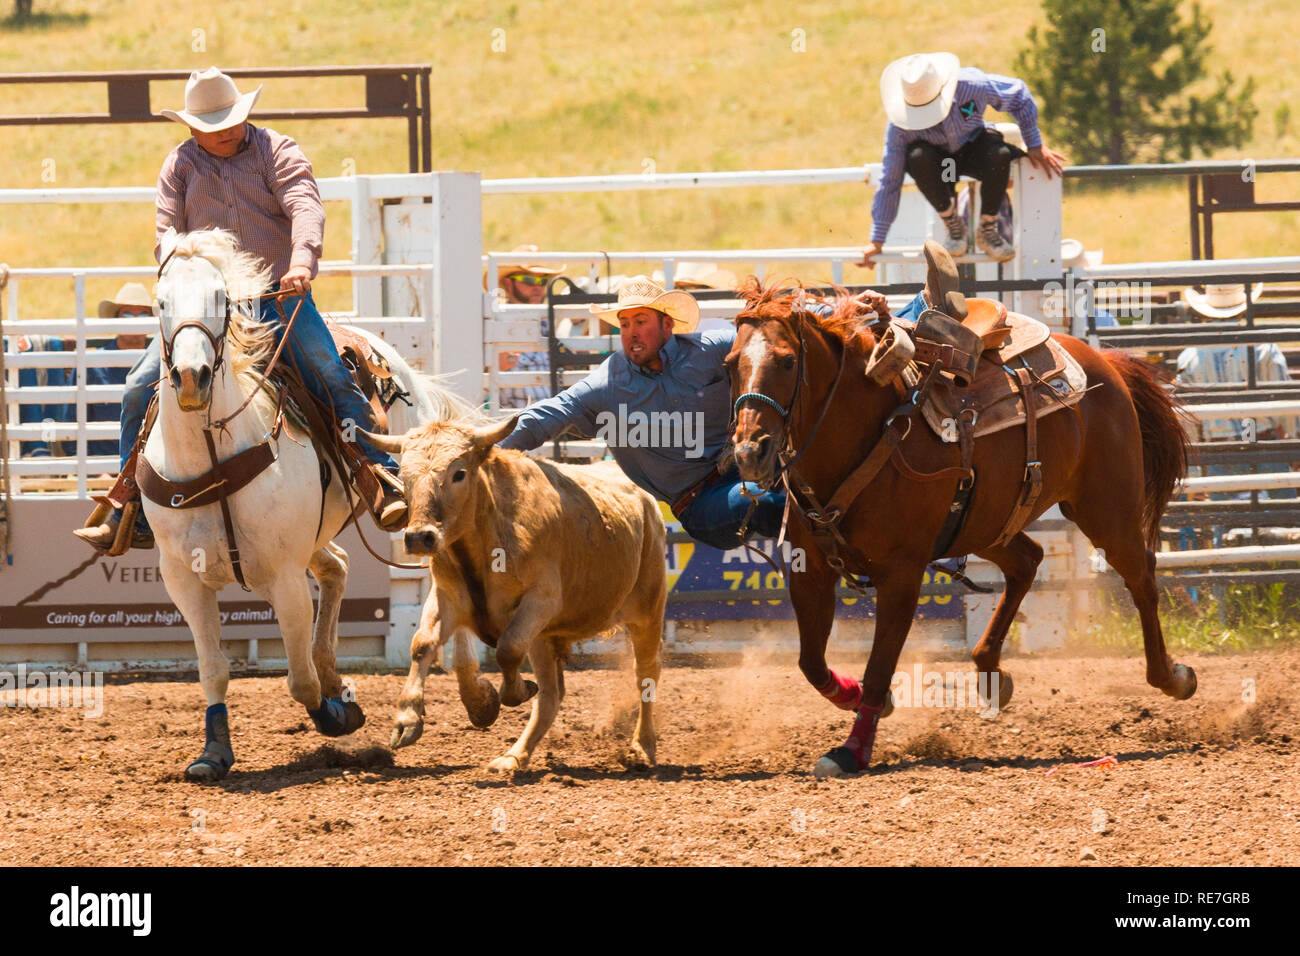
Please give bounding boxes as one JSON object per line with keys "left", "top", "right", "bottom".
{"left": 74, "top": 67, "right": 407, "bottom": 552}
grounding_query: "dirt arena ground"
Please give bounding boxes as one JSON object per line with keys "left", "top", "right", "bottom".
{"left": 2, "top": 645, "right": 1296, "bottom": 866}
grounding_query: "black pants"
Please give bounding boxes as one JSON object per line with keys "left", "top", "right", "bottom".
{"left": 904, "top": 128, "right": 1027, "bottom": 218}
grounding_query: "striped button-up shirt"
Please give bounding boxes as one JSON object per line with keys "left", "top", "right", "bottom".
{"left": 870, "top": 67, "right": 1044, "bottom": 243}
{"left": 499, "top": 329, "right": 736, "bottom": 504}
{"left": 154, "top": 123, "right": 325, "bottom": 280}
{"left": 1176, "top": 344, "right": 1296, "bottom": 440}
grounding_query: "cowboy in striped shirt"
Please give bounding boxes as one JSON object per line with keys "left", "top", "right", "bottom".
{"left": 75, "top": 68, "right": 406, "bottom": 552}
{"left": 859, "top": 53, "right": 1067, "bottom": 267}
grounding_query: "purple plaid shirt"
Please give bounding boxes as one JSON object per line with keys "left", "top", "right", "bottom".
{"left": 870, "top": 67, "right": 1044, "bottom": 243}
{"left": 154, "top": 123, "right": 325, "bottom": 280}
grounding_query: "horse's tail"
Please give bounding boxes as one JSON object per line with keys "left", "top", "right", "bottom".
{"left": 1103, "top": 350, "right": 1190, "bottom": 549}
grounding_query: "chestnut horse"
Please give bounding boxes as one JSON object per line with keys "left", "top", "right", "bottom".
{"left": 726, "top": 278, "right": 1196, "bottom": 778}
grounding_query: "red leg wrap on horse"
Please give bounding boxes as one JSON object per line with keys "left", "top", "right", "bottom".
{"left": 843, "top": 702, "right": 886, "bottom": 767}
{"left": 817, "top": 670, "right": 864, "bottom": 711}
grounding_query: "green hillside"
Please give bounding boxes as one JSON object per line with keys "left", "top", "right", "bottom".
{"left": 1, "top": 0, "right": 1296, "bottom": 317}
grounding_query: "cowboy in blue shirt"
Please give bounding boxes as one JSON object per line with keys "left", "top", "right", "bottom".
{"left": 860, "top": 52, "right": 1067, "bottom": 268}
{"left": 499, "top": 276, "right": 928, "bottom": 551}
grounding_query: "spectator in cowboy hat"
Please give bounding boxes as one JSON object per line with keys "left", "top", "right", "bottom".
{"left": 1175, "top": 282, "right": 1296, "bottom": 548}
{"left": 76, "top": 66, "right": 407, "bottom": 552}
{"left": 495, "top": 245, "right": 566, "bottom": 409}
{"left": 86, "top": 282, "right": 153, "bottom": 459}
{"left": 859, "top": 52, "right": 1067, "bottom": 267}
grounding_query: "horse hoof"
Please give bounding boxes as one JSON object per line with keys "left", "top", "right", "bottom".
{"left": 1163, "top": 664, "right": 1197, "bottom": 701}
{"left": 881, "top": 690, "right": 895, "bottom": 720}
{"left": 812, "top": 747, "right": 861, "bottom": 779}
{"left": 184, "top": 752, "right": 232, "bottom": 784}
{"left": 998, "top": 669, "right": 1014, "bottom": 708}
{"left": 500, "top": 679, "right": 538, "bottom": 708}
{"left": 466, "top": 679, "right": 501, "bottom": 728}
{"left": 310, "top": 697, "right": 366, "bottom": 738}
{"left": 390, "top": 715, "right": 424, "bottom": 749}
{"left": 487, "top": 754, "right": 523, "bottom": 773}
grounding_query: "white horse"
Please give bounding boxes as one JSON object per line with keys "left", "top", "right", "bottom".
{"left": 147, "top": 228, "right": 455, "bottom": 782}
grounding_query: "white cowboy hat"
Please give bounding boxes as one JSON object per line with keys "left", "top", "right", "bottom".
{"left": 1182, "top": 283, "right": 1266, "bottom": 319}
{"left": 1060, "top": 238, "right": 1104, "bottom": 270}
{"left": 589, "top": 274, "right": 700, "bottom": 333}
{"left": 497, "top": 244, "right": 566, "bottom": 280}
{"left": 651, "top": 261, "right": 739, "bottom": 291}
{"left": 880, "top": 52, "right": 961, "bottom": 131}
{"left": 97, "top": 281, "right": 153, "bottom": 318}
{"left": 160, "top": 67, "right": 262, "bottom": 132}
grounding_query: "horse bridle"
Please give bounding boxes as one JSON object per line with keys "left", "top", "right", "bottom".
{"left": 156, "top": 248, "right": 233, "bottom": 380}
{"left": 731, "top": 308, "right": 849, "bottom": 491}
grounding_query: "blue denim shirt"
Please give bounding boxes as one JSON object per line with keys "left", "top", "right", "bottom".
{"left": 499, "top": 329, "right": 736, "bottom": 504}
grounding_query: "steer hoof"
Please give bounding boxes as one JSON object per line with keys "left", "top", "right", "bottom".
{"left": 465, "top": 679, "right": 501, "bottom": 728}
{"left": 390, "top": 712, "right": 424, "bottom": 749}
{"left": 1163, "top": 663, "right": 1197, "bottom": 701}
{"left": 487, "top": 753, "right": 525, "bottom": 773}
{"left": 499, "top": 679, "right": 538, "bottom": 708}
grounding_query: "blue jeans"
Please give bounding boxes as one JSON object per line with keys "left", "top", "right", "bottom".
{"left": 678, "top": 464, "right": 787, "bottom": 551}
{"left": 894, "top": 290, "right": 928, "bottom": 320}
{"left": 119, "top": 292, "right": 398, "bottom": 473}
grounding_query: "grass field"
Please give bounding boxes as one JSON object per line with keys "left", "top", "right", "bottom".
{"left": 1, "top": 0, "right": 1297, "bottom": 318}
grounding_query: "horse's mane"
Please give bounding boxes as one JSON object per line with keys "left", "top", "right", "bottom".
{"left": 734, "top": 275, "right": 879, "bottom": 351}
{"left": 168, "top": 229, "right": 275, "bottom": 377}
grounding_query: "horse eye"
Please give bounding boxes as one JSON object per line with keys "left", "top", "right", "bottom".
{"left": 452, "top": 469, "right": 467, "bottom": 483}
{"left": 781, "top": 354, "right": 796, "bottom": 371}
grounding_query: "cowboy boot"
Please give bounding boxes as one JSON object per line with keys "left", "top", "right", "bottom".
{"left": 371, "top": 463, "right": 409, "bottom": 532}
{"left": 73, "top": 501, "right": 154, "bottom": 553}
{"left": 922, "top": 238, "right": 967, "bottom": 320}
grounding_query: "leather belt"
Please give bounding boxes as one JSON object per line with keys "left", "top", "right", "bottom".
{"left": 671, "top": 468, "right": 726, "bottom": 520}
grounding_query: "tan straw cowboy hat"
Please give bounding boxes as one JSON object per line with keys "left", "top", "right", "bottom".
{"left": 97, "top": 281, "right": 153, "bottom": 318}
{"left": 496, "top": 244, "right": 566, "bottom": 281}
{"left": 161, "top": 67, "right": 262, "bottom": 132}
{"left": 881, "top": 52, "right": 961, "bottom": 131}
{"left": 1182, "top": 283, "right": 1266, "bottom": 319}
{"left": 589, "top": 275, "right": 700, "bottom": 333}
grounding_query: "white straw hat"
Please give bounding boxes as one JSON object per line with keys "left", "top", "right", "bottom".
{"left": 880, "top": 53, "right": 961, "bottom": 130}
{"left": 589, "top": 275, "right": 700, "bottom": 333}
{"left": 1060, "top": 238, "right": 1104, "bottom": 270}
{"left": 1182, "top": 283, "right": 1266, "bottom": 319}
{"left": 161, "top": 67, "right": 262, "bottom": 132}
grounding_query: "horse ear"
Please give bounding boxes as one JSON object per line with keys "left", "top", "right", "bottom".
{"left": 471, "top": 415, "right": 519, "bottom": 453}
{"left": 358, "top": 428, "right": 407, "bottom": 457}
{"left": 158, "top": 227, "right": 178, "bottom": 266}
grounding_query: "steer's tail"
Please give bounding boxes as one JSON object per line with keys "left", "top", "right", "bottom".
{"left": 1103, "top": 351, "right": 1190, "bottom": 549}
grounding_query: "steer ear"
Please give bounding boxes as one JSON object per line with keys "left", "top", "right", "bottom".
{"left": 358, "top": 428, "right": 408, "bottom": 457}
{"left": 471, "top": 415, "right": 519, "bottom": 453}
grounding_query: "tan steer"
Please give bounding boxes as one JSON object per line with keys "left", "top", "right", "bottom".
{"left": 366, "top": 416, "right": 667, "bottom": 772}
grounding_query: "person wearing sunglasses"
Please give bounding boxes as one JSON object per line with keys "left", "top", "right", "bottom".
{"left": 495, "top": 245, "right": 565, "bottom": 409}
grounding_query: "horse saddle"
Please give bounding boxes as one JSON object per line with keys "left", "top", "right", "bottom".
{"left": 325, "top": 322, "right": 405, "bottom": 432}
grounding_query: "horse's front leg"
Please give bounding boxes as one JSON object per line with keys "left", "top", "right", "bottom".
{"left": 789, "top": 537, "right": 861, "bottom": 712}
{"left": 308, "top": 542, "right": 349, "bottom": 700}
{"left": 160, "top": 560, "right": 233, "bottom": 783}
{"left": 814, "top": 566, "right": 924, "bottom": 778}
{"left": 270, "top": 571, "right": 363, "bottom": 738}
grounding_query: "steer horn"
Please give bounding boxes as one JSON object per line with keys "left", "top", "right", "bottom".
{"left": 358, "top": 428, "right": 408, "bottom": 456}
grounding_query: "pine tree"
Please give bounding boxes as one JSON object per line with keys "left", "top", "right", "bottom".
{"left": 1014, "top": 0, "right": 1257, "bottom": 164}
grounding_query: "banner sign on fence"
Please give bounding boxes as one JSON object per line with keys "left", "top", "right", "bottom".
{"left": 661, "top": 511, "right": 962, "bottom": 620}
